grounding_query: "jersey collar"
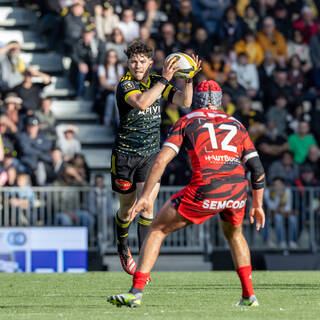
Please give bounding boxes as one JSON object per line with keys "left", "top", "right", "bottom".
{"left": 140, "top": 76, "right": 151, "bottom": 88}
{"left": 127, "top": 71, "right": 151, "bottom": 88}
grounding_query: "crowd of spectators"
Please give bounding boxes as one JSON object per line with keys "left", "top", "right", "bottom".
{"left": 0, "top": 37, "right": 91, "bottom": 228}
{"left": 1, "top": 0, "right": 320, "bottom": 244}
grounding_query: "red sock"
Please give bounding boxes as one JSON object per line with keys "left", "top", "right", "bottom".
{"left": 236, "top": 265, "right": 254, "bottom": 298}
{"left": 132, "top": 271, "right": 150, "bottom": 291}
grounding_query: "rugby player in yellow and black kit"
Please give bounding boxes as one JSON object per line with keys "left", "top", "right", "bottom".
{"left": 111, "top": 41, "right": 201, "bottom": 275}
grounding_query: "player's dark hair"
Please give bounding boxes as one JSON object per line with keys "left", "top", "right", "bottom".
{"left": 125, "top": 40, "right": 154, "bottom": 59}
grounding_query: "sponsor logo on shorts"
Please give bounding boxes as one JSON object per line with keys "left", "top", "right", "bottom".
{"left": 115, "top": 179, "right": 132, "bottom": 191}
{"left": 202, "top": 199, "right": 246, "bottom": 210}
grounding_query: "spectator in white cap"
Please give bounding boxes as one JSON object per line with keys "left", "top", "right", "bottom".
{"left": 56, "top": 124, "right": 81, "bottom": 161}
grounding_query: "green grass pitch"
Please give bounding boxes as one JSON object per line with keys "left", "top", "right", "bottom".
{"left": 0, "top": 271, "right": 319, "bottom": 320}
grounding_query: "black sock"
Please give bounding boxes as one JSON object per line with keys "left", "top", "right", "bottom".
{"left": 115, "top": 212, "right": 131, "bottom": 248}
{"left": 137, "top": 215, "right": 153, "bottom": 250}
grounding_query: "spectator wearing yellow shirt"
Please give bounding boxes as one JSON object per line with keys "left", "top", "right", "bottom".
{"left": 256, "top": 16, "right": 287, "bottom": 63}
{"left": 235, "top": 30, "right": 264, "bottom": 65}
{"left": 221, "top": 92, "right": 236, "bottom": 116}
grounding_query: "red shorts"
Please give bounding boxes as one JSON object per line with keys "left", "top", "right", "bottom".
{"left": 170, "top": 184, "right": 247, "bottom": 226}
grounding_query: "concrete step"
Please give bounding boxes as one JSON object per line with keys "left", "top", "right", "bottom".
{"left": 0, "top": 30, "right": 47, "bottom": 50}
{"left": 51, "top": 100, "right": 98, "bottom": 121}
{"left": 20, "top": 52, "right": 63, "bottom": 73}
{"left": 55, "top": 112, "right": 98, "bottom": 121}
{"left": 51, "top": 100, "right": 94, "bottom": 113}
{"left": 0, "top": 7, "right": 37, "bottom": 27}
{"left": 82, "top": 148, "right": 112, "bottom": 169}
{"left": 76, "top": 124, "right": 115, "bottom": 145}
{"left": 43, "top": 77, "right": 76, "bottom": 97}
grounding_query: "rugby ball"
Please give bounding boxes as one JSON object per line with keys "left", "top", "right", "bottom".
{"left": 165, "top": 52, "right": 198, "bottom": 79}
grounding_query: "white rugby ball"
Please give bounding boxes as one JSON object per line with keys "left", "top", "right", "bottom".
{"left": 165, "top": 52, "right": 198, "bottom": 79}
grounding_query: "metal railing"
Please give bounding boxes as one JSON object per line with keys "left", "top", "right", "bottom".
{"left": 0, "top": 186, "right": 319, "bottom": 255}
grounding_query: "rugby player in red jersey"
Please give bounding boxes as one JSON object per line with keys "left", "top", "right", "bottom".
{"left": 107, "top": 80, "right": 265, "bottom": 307}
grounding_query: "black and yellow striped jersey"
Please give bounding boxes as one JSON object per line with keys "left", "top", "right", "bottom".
{"left": 114, "top": 71, "right": 177, "bottom": 157}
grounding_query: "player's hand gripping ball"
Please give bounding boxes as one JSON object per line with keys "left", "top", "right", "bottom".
{"left": 165, "top": 52, "right": 198, "bottom": 79}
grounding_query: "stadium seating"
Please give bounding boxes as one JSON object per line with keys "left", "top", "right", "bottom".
{"left": 43, "top": 77, "right": 76, "bottom": 97}
{"left": 76, "top": 124, "right": 115, "bottom": 145}
{"left": 0, "top": 30, "right": 47, "bottom": 51}
{"left": 20, "top": 52, "right": 64, "bottom": 73}
{"left": 0, "top": 2, "right": 113, "bottom": 174}
{"left": 51, "top": 100, "right": 98, "bottom": 122}
{"left": 0, "top": 6, "right": 37, "bottom": 27}
{"left": 82, "top": 149, "right": 112, "bottom": 170}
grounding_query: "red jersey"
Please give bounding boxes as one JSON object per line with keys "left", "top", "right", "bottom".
{"left": 164, "top": 108, "right": 258, "bottom": 225}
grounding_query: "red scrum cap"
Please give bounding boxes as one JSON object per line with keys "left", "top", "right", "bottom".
{"left": 192, "top": 80, "right": 222, "bottom": 110}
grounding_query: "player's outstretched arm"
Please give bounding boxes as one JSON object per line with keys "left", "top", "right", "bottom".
{"left": 126, "top": 57, "right": 179, "bottom": 111}
{"left": 129, "top": 146, "right": 177, "bottom": 221}
{"left": 172, "top": 54, "right": 202, "bottom": 108}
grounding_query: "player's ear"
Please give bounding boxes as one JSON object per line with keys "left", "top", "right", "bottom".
{"left": 149, "top": 60, "right": 154, "bottom": 68}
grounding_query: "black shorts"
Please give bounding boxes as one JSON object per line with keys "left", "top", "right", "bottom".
{"left": 110, "top": 151, "right": 158, "bottom": 194}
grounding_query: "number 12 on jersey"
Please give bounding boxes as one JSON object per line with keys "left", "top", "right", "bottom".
{"left": 203, "top": 123, "right": 237, "bottom": 153}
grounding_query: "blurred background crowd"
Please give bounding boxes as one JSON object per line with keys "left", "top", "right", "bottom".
{"left": 0, "top": 0, "right": 320, "bottom": 248}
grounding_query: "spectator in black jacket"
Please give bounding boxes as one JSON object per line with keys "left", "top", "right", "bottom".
{"left": 63, "top": 1, "right": 91, "bottom": 53}
{"left": 310, "top": 24, "right": 320, "bottom": 91}
{"left": 274, "top": 2, "right": 292, "bottom": 40}
{"left": 258, "top": 50, "right": 278, "bottom": 88}
{"left": 14, "top": 70, "right": 51, "bottom": 114}
{"left": 190, "top": 28, "right": 213, "bottom": 60}
{"left": 217, "top": 5, "right": 247, "bottom": 46}
{"left": 172, "top": 0, "right": 199, "bottom": 47}
{"left": 71, "top": 25, "right": 103, "bottom": 97}
{"left": 263, "top": 67, "right": 295, "bottom": 110}
{"left": 155, "top": 22, "right": 181, "bottom": 56}
{"left": 222, "top": 71, "right": 247, "bottom": 103}
{"left": 17, "top": 116, "right": 52, "bottom": 185}
{"left": 256, "top": 121, "right": 289, "bottom": 170}
{"left": 38, "top": 0, "right": 63, "bottom": 51}
{"left": 303, "top": 145, "right": 320, "bottom": 180}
